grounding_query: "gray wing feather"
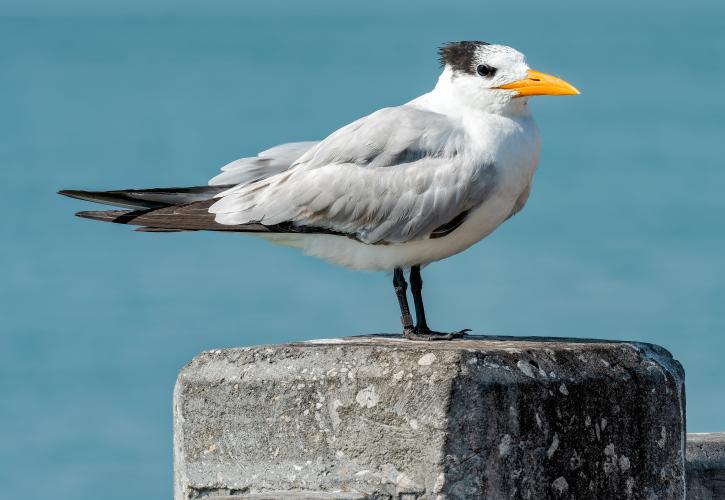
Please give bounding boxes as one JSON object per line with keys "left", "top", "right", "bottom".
{"left": 211, "top": 106, "right": 495, "bottom": 244}
{"left": 208, "top": 141, "right": 318, "bottom": 186}
{"left": 293, "top": 107, "right": 453, "bottom": 169}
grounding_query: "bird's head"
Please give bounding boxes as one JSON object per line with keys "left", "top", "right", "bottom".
{"left": 436, "top": 41, "right": 579, "bottom": 113}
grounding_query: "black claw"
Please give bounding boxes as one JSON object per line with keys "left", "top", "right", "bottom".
{"left": 403, "top": 328, "right": 470, "bottom": 341}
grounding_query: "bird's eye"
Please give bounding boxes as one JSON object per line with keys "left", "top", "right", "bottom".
{"left": 476, "top": 64, "right": 496, "bottom": 78}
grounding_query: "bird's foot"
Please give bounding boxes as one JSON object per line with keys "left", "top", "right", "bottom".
{"left": 403, "top": 327, "right": 471, "bottom": 341}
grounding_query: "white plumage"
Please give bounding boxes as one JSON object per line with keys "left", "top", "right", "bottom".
{"left": 207, "top": 45, "right": 549, "bottom": 270}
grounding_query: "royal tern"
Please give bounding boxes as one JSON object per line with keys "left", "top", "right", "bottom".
{"left": 60, "top": 41, "right": 579, "bottom": 340}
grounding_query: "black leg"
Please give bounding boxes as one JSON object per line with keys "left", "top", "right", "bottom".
{"left": 393, "top": 267, "right": 414, "bottom": 335}
{"left": 404, "top": 265, "right": 470, "bottom": 341}
{"left": 409, "top": 265, "right": 429, "bottom": 332}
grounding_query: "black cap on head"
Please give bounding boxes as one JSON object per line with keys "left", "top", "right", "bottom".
{"left": 438, "top": 41, "right": 491, "bottom": 74}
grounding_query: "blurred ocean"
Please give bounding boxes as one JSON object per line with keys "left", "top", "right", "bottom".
{"left": 1, "top": 0, "right": 723, "bottom": 498}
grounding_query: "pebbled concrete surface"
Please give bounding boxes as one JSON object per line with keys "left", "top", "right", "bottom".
{"left": 173, "top": 335, "right": 686, "bottom": 499}
{"left": 687, "top": 432, "right": 725, "bottom": 500}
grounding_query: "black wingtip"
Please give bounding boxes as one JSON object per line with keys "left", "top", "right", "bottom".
{"left": 74, "top": 210, "right": 93, "bottom": 219}
{"left": 57, "top": 185, "right": 231, "bottom": 210}
{"left": 75, "top": 209, "right": 136, "bottom": 223}
{"left": 59, "top": 189, "right": 112, "bottom": 204}
{"left": 58, "top": 189, "right": 82, "bottom": 198}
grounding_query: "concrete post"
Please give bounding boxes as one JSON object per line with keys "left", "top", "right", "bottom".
{"left": 173, "top": 336, "right": 686, "bottom": 499}
{"left": 687, "top": 433, "right": 725, "bottom": 499}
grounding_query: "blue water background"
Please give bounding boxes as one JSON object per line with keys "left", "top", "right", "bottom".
{"left": 1, "top": 0, "right": 724, "bottom": 497}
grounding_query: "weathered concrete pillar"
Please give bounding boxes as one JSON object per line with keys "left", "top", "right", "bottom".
{"left": 687, "top": 433, "right": 725, "bottom": 499}
{"left": 173, "top": 336, "right": 686, "bottom": 499}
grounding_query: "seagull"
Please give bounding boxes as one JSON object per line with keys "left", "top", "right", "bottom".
{"left": 59, "top": 41, "right": 578, "bottom": 341}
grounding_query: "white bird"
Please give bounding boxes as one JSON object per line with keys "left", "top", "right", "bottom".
{"left": 59, "top": 41, "right": 579, "bottom": 340}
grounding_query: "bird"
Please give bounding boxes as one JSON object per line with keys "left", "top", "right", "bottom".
{"left": 59, "top": 41, "right": 579, "bottom": 341}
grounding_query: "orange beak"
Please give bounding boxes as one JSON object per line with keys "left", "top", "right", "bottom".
{"left": 497, "top": 69, "right": 580, "bottom": 97}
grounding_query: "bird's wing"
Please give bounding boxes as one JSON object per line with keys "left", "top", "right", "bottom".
{"left": 59, "top": 185, "right": 232, "bottom": 210}
{"left": 208, "top": 141, "right": 319, "bottom": 186}
{"left": 211, "top": 106, "right": 497, "bottom": 244}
